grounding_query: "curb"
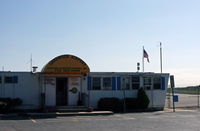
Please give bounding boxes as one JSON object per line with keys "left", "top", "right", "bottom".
{"left": 28, "top": 111, "right": 114, "bottom": 117}
{"left": 58, "top": 111, "right": 114, "bottom": 116}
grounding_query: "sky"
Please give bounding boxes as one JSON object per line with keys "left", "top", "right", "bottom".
{"left": 0, "top": 0, "right": 200, "bottom": 87}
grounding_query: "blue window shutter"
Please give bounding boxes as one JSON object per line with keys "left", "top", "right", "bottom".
{"left": 117, "top": 77, "right": 121, "bottom": 90}
{"left": 112, "top": 77, "right": 116, "bottom": 90}
{"left": 161, "top": 77, "right": 165, "bottom": 90}
{"left": 13, "top": 76, "right": 18, "bottom": 83}
{"left": 88, "top": 77, "right": 92, "bottom": 90}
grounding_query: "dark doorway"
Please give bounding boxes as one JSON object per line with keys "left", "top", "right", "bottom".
{"left": 56, "top": 78, "right": 68, "bottom": 106}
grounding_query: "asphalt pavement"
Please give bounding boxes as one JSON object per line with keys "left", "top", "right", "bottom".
{"left": 1, "top": 109, "right": 200, "bottom": 131}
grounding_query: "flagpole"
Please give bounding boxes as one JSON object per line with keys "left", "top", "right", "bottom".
{"left": 160, "top": 42, "right": 163, "bottom": 74}
{"left": 30, "top": 54, "right": 32, "bottom": 72}
{"left": 142, "top": 46, "right": 144, "bottom": 72}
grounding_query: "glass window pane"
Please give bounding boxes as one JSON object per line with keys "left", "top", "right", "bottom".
{"left": 4, "top": 76, "right": 18, "bottom": 84}
{"left": 145, "top": 86, "right": 151, "bottom": 90}
{"left": 5, "top": 77, "right": 13, "bottom": 83}
{"left": 132, "top": 76, "right": 140, "bottom": 89}
{"left": 103, "top": 77, "right": 112, "bottom": 90}
{"left": 132, "top": 76, "right": 139, "bottom": 82}
{"left": 144, "top": 77, "right": 152, "bottom": 90}
{"left": 92, "top": 77, "right": 101, "bottom": 90}
{"left": 153, "top": 77, "right": 161, "bottom": 89}
{"left": 122, "top": 77, "right": 130, "bottom": 90}
{"left": 144, "top": 77, "right": 152, "bottom": 85}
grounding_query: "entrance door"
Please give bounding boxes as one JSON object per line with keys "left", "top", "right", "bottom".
{"left": 56, "top": 78, "right": 68, "bottom": 106}
{"left": 68, "top": 77, "right": 81, "bottom": 106}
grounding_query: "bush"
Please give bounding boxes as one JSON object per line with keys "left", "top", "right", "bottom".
{"left": 98, "top": 97, "right": 123, "bottom": 112}
{"left": 0, "top": 98, "right": 11, "bottom": 110}
{"left": 0, "top": 98, "right": 22, "bottom": 113}
{"left": 0, "top": 102, "right": 7, "bottom": 113}
{"left": 137, "top": 88, "right": 150, "bottom": 109}
{"left": 97, "top": 88, "right": 150, "bottom": 112}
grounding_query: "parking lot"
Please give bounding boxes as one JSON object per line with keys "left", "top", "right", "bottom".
{"left": 1, "top": 93, "right": 200, "bottom": 131}
{"left": 1, "top": 109, "right": 200, "bottom": 131}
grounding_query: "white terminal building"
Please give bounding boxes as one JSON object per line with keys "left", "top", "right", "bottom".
{"left": 0, "top": 54, "right": 169, "bottom": 110}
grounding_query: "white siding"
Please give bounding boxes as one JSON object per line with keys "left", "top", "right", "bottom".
{"left": 45, "top": 77, "right": 56, "bottom": 106}
{"left": 0, "top": 71, "right": 169, "bottom": 110}
{"left": 146, "top": 90, "right": 166, "bottom": 109}
{"left": 0, "top": 72, "right": 40, "bottom": 109}
{"left": 87, "top": 72, "right": 170, "bottom": 110}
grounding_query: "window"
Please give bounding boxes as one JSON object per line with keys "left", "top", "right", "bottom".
{"left": 132, "top": 76, "right": 140, "bottom": 89}
{"left": 5, "top": 77, "right": 13, "bottom": 83}
{"left": 122, "top": 77, "right": 131, "bottom": 90}
{"left": 153, "top": 77, "right": 161, "bottom": 89}
{"left": 5, "top": 76, "right": 18, "bottom": 84}
{"left": 92, "top": 77, "right": 101, "bottom": 90}
{"left": 103, "top": 77, "right": 112, "bottom": 90}
{"left": 144, "top": 77, "right": 152, "bottom": 90}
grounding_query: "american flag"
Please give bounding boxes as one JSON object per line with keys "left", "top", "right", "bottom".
{"left": 143, "top": 49, "right": 150, "bottom": 62}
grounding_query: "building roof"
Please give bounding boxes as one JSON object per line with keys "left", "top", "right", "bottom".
{"left": 41, "top": 54, "right": 90, "bottom": 74}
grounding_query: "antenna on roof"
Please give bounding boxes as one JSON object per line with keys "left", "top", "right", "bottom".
{"left": 30, "top": 54, "right": 33, "bottom": 72}
{"left": 32, "top": 66, "right": 38, "bottom": 73}
{"left": 30, "top": 54, "right": 38, "bottom": 73}
{"left": 160, "top": 42, "right": 163, "bottom": 74}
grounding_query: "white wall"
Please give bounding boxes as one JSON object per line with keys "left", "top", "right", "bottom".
{"left": 146, "top": 90, "right": 166, "bottom": 109}
{"left": 0, "top": 72, "right": 40, "bottom": 109}
{"left": 0, "top": 72, "right": 170, "bottom": 110}
{"left": 44, "top": 77, "right": 56, "bottom": 106}
{"left": 80, "top": 76, "right": 88, "bottom": 106}
{"left": 86, "top": 73, "right": 170, "bottom": 109}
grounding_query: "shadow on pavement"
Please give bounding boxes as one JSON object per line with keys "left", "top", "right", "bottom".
{"left": 0, "top": 113, "right": 57, "bottom": 120}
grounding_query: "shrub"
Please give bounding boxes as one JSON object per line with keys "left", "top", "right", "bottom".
{"left": 0, "top": 102, "right": 7, "bottom": 113}
{"left": 137, "top": 88, "right": 150, "bottom": 109}
{"left": 97, "top": 88, "right": 150, "bottom": 112}
{"left": 0, "top": 98, "right": 12, "bottom": 110}
{"left": 98, "top": 97, "right": 123, "bottom": 112}
{"left": 0, "top": 98, "right": 22, "bottom": 113}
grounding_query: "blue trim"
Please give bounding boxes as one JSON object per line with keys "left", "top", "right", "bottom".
{"left": 88, "top": 77, "right": 92, "bottom": 90}
{"left": 13, "top": 76, "right": 18, "bottom": 83}
{"left": 112, "top": 77, "right": 116, "bottom": 90}
{"left": 117, "top": 77, "right": 121, "bottom": 90}
{"left": 161, "top": 77, "right": 165, "bottom": 90}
